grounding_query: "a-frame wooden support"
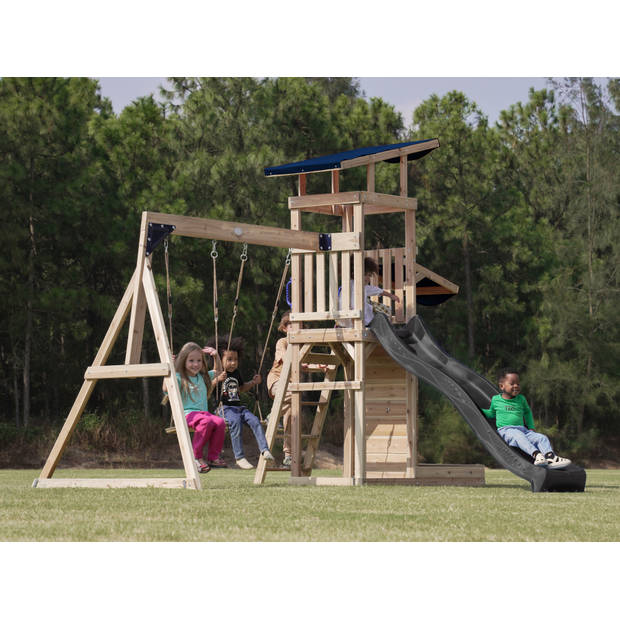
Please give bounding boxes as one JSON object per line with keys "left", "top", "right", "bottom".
{"left": 34, "top": 258, "right": 201, "bottom": 490}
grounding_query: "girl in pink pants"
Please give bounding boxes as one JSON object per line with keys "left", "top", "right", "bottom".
{"left": 165, "top": 342, "right": 228, "bottom": 473}
{"left": 185, "top": 411, "right": 226, "bottom": 466}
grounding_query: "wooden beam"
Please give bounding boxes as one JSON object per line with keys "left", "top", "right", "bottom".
{"left": 289, "top": 232, "right": 361, "bottom": 253}
{"left": 289, "top": 191, "right": 416, "bottom": 212}
{"left": 415, "top": 263, "right": 460, "bottom": 293}
{"left": 84, "top": 363, "right": 170, "bottom": 380}
{"left": 287, "top": 328, "right": 375, "bottom": 344}
{"left": 400, "top": 155, "right": 408, "bottom": 197}
{"left": 33, "top": 478, "right": 198, "bottom": 489}
{"left": 289, "top": 310, "right": 361, "bottom": 322}
{"left": 416, "top": 286, "right": 456, "bottom": 296}
{"left": 144, "top": 211, "right": 321, "bottom": 251}
{"left": 126, "top": 212, "right": 149, "bottom": 364}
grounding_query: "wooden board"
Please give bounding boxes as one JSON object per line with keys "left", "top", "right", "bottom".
{"left": 33, "top": 478, "right": 198, "bottom": 489}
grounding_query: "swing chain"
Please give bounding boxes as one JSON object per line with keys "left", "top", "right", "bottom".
{"left": 240, "top": 243, "right": 248, "bottom": 262}
{"left": 285, "top": 248, "right": 291, "bottom": 266}
{"left": 211, "top": 240, "right": 218, "bottom": 259}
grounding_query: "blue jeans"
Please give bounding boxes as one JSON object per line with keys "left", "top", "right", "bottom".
{"left": 497, "top": 425, "right": 553, "bottom": 457}
{"left": 222, "top": 405, "right": 268, "bottom": 459}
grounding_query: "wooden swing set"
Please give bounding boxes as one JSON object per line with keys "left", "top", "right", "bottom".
{"left": 35, "top": 139, "right": 484, "bottom": 490}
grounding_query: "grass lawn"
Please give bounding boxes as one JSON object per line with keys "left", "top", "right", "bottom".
{"left": 1, "top": 467, "right": 618, "bottom": 541}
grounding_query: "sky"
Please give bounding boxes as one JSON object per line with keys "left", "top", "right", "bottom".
{"left": 97, "top": 76, "right": 553, "bottom": 125}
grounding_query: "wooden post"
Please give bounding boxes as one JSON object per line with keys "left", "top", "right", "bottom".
{"left": 367, "top": 162, "right": 375, "bottom": 193}
{"left": 405, "top": 198, "right": 418, "bottom": 478}
{"left": 126, "top": 212, "right": 149, "bottom": 364}
{"left": 142, "top": 262, "right": 200, "bottom": 489}
{"left": 290, "top": 198, "right": 303, "bottom": 478}
{"left": 400, "top": 154, "right": 408, "bottom": 198}
{"left": 353, "top": 202, "right": 366, "bottom": 484}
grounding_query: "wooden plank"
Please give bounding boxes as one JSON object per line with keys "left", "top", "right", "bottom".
{"left": 367, "top": 162, "right": 375, "bottom": 192}
{"left": 328, "top": 251, "right": 339, "bottom": 314}
{"left": 304, "top": 253, "right": 314, "bottom": 313}
{"left": 34, "top": 478, "right": 197, "bottom": 489}
{"left": 299, "top": 352, "right": 340, "bottom": 365}
{"left": 365, "top": 453, "right": 410, "bottom": 465}
{"left": 39, "top": 270, "right": 138, "bottom": 480}
{"left": 289, "top": 476, "right": 355, "bottom": 487}
{"left": 380, "top": 249, "right": 392, "bottom": 309}
{"left": 288, "top": 380, "right": 361, "bottom": 391}
{"left": 288, "top": 328, "right": 374, "bottom": 343}
{"left": 316, "top": 253, "right": 326, "bottom": 313}
{"left": 400, "top": 154, "right": 408, "bottom": 197}
{"left": 365, "top": 462, "right": 407, "bottom": 471}
{"left": 405, "top": 209, "right": 416, "bottom": 322}
{"left": 289, "top": 191, "right": 363, "bottom": 209}
{"left": 366, "top": 436, "right": 410, "bottom": 454}
{"left": 416, "top": 286, "right": 457, "bottom": 296}
{"left": 289, "top": 310, "right": 361, "bottom": 322}
{"left": 84, "top": 363, "right": 170, "bottom": 380}
{"left": 414, "top": 464, "right": 485, "bottom": 480}
{"left": 415, "top": 263, "right": 460, "bottom": 293}
{"left": 287, "top": 232, "right": 360, "bottom": 253}
{"left": 365, "top": 365, "right": 406, "bottom": 382}
{"left": 145, "top": 211, "right": 320, "bottom": 251}
{"left": 291, "top": 343, "right": 302, "bottom": 477}
{"left": 288, "top": 191, "right": 416, "bottom": 212}
{"left": 365, "top": 422, "right": 409, "bottom": 436}
{"left": 254, "top": 344, "right": 293, "bottom": 484}
{"left": 126, "top": 212, "right": 149, "bottom": 364}
{"left": 394, "top": 248, "right": 405, "bottom": 322}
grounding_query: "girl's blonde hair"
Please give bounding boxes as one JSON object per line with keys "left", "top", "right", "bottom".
{"left": 174, "top": 342, "right": 213, "bottom": 401}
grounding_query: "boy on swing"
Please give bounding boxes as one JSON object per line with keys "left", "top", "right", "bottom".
{"left": 208, "top": 336, "right": 274, "bottom": 469}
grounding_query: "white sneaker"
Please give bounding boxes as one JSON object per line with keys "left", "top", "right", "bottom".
{"left": 262, "top": 449, "right": 275, "bottom": 461}
{"left": 533, "top": 453, "right": 547, "bottom": 467}
{"left": 547, "top": 454, "right": 571, "bottom": 469}
{"left": 236, "top": 457, "right": 254, "bottom": 469}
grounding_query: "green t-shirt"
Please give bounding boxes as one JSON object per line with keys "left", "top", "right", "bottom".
{"left": 176, "top": 372, "right": 209, "bottom": 415}
{"left": 482, "top": 393, "right": 535, "bottom": 430}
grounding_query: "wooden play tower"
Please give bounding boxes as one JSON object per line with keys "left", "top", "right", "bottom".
{"left": 255, "top": 139, "right": 482, "bottom": 487}
{"left": 34, "top": 139, "right": 484, "bottom": 490}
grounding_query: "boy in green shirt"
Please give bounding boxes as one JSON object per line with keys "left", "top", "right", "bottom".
{"left": 482, "top": 368, "right": 571, "bottom": 469}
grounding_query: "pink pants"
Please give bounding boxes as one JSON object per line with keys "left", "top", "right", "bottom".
{"left": 185, "top": 411, "right": 226, "bottom": 460}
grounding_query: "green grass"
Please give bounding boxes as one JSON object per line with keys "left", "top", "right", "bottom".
{"left": 1, "top": 468, "right": 618, "bottom": 541}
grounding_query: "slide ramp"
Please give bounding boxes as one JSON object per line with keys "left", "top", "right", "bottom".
{"left": 369, "top": 313, "right": 586, "bottom": 492}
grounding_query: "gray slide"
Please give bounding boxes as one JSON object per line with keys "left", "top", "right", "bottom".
{"left": 369, "top": 312, "right": 586, "bottom": 492}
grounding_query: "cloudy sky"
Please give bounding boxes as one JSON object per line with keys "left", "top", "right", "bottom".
{"left": 97, "top": 76, "right": 555, "bottom": 125}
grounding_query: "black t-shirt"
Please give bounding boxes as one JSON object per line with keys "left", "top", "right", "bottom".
{"left": 216, "top": 368, "right": 244, "bottom": 406}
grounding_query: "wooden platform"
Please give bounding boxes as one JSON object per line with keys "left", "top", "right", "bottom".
{"left": 289, "top": 464, "right": 484, "bottom": 487}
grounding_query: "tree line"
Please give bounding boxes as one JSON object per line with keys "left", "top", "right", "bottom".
{"left": 0, "top": 77, "right": 617, "bottom": 462}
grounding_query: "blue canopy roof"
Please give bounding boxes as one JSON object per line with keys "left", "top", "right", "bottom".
{"left": 264, "top": 139, "right": 439, "bottom": 177}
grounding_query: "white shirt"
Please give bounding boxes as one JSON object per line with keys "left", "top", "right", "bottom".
{"left": 337, "top": 282, "right": 384, "bottom": 328}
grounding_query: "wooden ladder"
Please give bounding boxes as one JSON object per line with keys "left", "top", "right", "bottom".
{"left": 254, "top": 345, "right": 341, "bottom": 484}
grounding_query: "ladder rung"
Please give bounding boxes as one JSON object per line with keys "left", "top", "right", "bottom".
{"left": 301, "top": 399, "right": 329, "bottom": 407}
{"left": 275, "top": 432, "right": 319, "bottom": 440}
